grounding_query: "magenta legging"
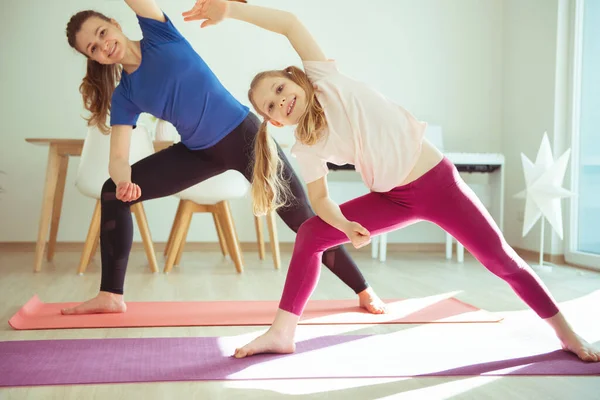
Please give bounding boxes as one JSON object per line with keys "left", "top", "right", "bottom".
{"left": 279, "top": 157, "right": 560, "bottom": 320}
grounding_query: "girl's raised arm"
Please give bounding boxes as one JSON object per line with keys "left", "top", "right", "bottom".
{"left": 125, "top": 0, "right": 165, "bottom": 22}
{"left": 183, "top": 0, "right": 326, "bottom": 62}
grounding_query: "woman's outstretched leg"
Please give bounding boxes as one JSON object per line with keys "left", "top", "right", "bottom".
{"left": 424, "top": 159, "right": 599, "bottom": 362}
{"left": 62, "top": 143, "right": 227, "bottom": 315}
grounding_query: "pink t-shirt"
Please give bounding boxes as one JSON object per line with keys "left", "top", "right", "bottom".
{"left": 291, "top": 60, "right": 427, "bottom": 192}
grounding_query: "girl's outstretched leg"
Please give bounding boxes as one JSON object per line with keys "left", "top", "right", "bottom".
{"left": 426, "top": 161, "right": 599, "bottom": 362}
{"left": 234, "top": 191, "right": 420, "bottom": 358}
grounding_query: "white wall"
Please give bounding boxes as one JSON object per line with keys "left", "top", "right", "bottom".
{"left": 0, "top": 0, "right": 508, "bottom": 245}
{"left": 1, "top": 0, "right": 572, "bottom": 253}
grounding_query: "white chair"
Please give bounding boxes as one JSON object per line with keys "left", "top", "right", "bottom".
{"left": 75, "top": 125, "right": 159, "bottom": 274}
{"left": 163, "top": 170, "right": 281, "bottom": 274}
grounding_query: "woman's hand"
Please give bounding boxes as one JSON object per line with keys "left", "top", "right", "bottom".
{"left": 116, "top": 181, "right": 141, "bottom": 202}
{"left": 343, "top": 221, "right": 371, "bottom": 249}
{"left": 183, "top": 0, "right": 246, "bottom": 28}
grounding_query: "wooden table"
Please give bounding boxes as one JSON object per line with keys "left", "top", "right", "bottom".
{"left": 26, "top": 138, "right": 173, "bottom": 272}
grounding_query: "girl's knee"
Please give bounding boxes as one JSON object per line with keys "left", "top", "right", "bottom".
{"left": 297, "top": 216, "right": 324, "bottom": 239}
{"left": 481, "top": 243, "right": 527, "bottom": 278}
{"left": 295, "top": 216, "right": 336, "bottom": 250}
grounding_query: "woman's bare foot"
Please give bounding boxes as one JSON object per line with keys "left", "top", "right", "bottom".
{"left": 358, "top": 286, "right": 387, "bottom": 314}
{"left": 234, "top": 328, "right": 296, "bottom": 358}
{"left": 61, "top": 291, "right": 126, "bottom": 315}
{"left": 545, "top": 311, "right": 599, "bottom": 362}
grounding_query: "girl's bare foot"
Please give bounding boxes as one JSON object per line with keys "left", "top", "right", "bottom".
{"left": 234, "top": 308, "right": 300, "bottom": 358}
{"left": 559, "top": 332, "right": 600, "bottom": 362}
{"left": 358, "top": 286, "right": 387, "bottom": 314}
{"left": 545, "top": 311, "right": 599, "bottom": 362}
{"left": 234, "top": 328, "right": 296, "bottom": 358}
{"left": 61, "top": 291, "right": 126, "bottom": 315}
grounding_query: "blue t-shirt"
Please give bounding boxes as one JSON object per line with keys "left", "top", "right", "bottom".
{"left": 110, "top": 13, "right": 249, "bottom": 150}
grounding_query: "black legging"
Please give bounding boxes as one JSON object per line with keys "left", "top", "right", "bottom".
{"left": 99, "top": 112, "right": 370, "bottom": 295}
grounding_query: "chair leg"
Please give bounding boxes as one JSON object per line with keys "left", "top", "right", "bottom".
{"left": 174, "top": 208, "right": 194, "bottom": 266}
{"left": 47, "top": 156, "right": 69, "bottom": 262}
{"left": 254, "top": 215, "right": 265, "bottom": 260}
{"left": 131, "top": 203, "right": 159, "bottom": 273}
{"left": 164, "top": 200, "right": 183, "bottom": 258}
{"left": 213, "top": 212, "right": 228, "bottom": 257}
{"left": 91, "top": 233, "right": 100, "bottom": 261}
{"left": 164, "top": 200, "right": 195, "bottom": 273}
{"left": 77, "top": 200, "right": 101, "bottom": 275}
{"left": 216, "top": 201, "right": 244, "bottom": 273}
{"left": 266, "top": 211, "right": 281, "bottom": 270}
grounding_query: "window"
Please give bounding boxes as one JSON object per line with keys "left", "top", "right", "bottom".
{"left": 566, "top": 0, "right": 600, "bottom": 268}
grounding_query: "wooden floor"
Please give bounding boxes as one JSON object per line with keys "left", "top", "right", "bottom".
{"left": 1, "top": 247, "right": 599, "bottom": 399}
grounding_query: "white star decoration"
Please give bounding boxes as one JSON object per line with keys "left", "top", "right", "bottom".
{"left": 514, "top": 132, "right": 574, "bottom": 240}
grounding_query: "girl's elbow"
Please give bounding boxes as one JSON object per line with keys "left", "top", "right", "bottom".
{"left": 283, "top": 13, "right": 301, "bottom": 36}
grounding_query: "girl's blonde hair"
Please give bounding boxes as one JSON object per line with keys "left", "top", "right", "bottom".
{"left": 248, "top": 66, "right": 327, "bottom": 216}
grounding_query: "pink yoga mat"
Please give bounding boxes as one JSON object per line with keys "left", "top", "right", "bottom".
{"left": 8, "top": 295, "right": 501, "bottom": 330}
{"left": 0, "top": 335, "right": 597, "bottom": 387}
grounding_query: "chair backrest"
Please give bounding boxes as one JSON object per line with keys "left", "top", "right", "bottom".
{"left": 75, "top": 125, "right": 154, "bottom": 199}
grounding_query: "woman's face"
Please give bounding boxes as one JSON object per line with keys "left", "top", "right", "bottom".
{"left": 75, "top": 16, "right": 127, "bottom": 64}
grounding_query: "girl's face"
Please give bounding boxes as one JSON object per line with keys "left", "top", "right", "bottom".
{"left": 252, "top": 76, "right": 307, "bottom": 127}
{"left": 75, "top": 17, "right": 127, "bottom": 64}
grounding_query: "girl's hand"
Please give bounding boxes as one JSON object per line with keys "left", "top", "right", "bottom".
{"left": 182, "top": 0, "right": 246, "bottom": 28}
{"left": 343, "top": 221, "right": 371, "bottom": 249}
{"left": 116, "top": 181, "right": 141, "bottom": 202}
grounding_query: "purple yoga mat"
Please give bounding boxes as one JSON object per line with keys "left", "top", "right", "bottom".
{"left": 1, "top": 334, "right": 598, "bottom": 387}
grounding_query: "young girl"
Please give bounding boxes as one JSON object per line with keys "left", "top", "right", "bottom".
{"left": 183, "top": 0, "right": 600, "bottom": 362}
{"left": 61, "top": 0, "right": 386, "bottom": 315}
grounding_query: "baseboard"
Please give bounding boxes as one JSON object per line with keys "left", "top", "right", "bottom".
{"left": 0, "top": 241, "right": 287, "bottom": 253}
{"left": 0, "top": 241, "right": 446, "bottom": 254}
{"left": 0, "top": 242, "right": 580, "bottom": 269}
{"left": 512, "top": 247, "right": 566, "bottom": 265}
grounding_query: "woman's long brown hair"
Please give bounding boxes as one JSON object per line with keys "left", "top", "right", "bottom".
{"left": 66, "top": 10, "right": 121, "bottom": 134}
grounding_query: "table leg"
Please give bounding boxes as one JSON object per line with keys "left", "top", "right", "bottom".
{"left": 47, "top": 155, "right": 68, "bottom": 261}
{"left": 490, "top": 166, "right": 505, "bottom": 231}
{"left": 33, "top": 145, "right": 61, "bottom": 272}
{"left": 371, "top": 236, "right": 379, "bottom": 259}
{"left": 378, "top": 233, "right": 387, "bottom": 262}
